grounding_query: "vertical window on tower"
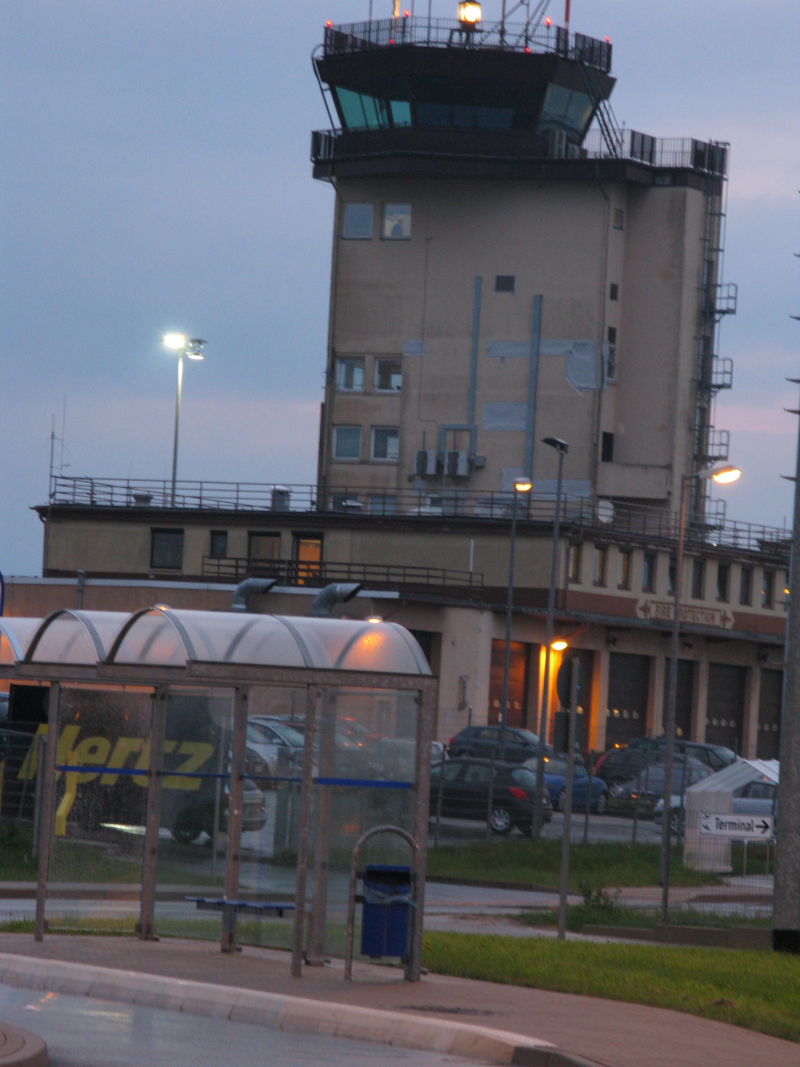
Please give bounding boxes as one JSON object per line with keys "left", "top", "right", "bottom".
{"left": 642, "top": 551, "right": 656, "bottom": 593}
{"left": 294, "top": 534, "right": 323, "bottom": 585}
{"left": 333, "top": 426, "right": 361, "bottom": 460}
{"left": 382, "top": 203, "right": 411, "bottom": 239}
{"left": 613, "top": 208, "right": 624, "bottom": 230}
{"left": 609, "top": 282, "right": 619, "bottom": 300}
{"left": 342, "top": 202, "right": 373, "bottom": 239}
{"left": 605, "top": 326, "right": 617, "bottom": 382}
{"left": 691, "top": 559, "right": 705, "bottom": 600}
{"left": 740, "top": 565, "right": 753, "bottom": 605}
{"left": 375, "top": 358, "right": 402, "bottom": 391}
{"left": 335, "top": 357, "right": 365, "bottom": 391}
{"left": 209, "top": 530, "right": 228, "bottom": 558}
{"left": 371, "top": 427, "right": 399, "bottom": 461}
{"left": 568, "top": 543, "right": 582, "bottom": 583}
{"left": 601, "top": 431, "right": 614, "bottom": 462}
{"left": 593, "top": 545, "right": 608, "bottom": 586}
{"left": 717, "top": 562, "right": 730, "bottom": 603}
{"left": 761, "top": 570, "right": 775, "bottom": 609}
{"left": 248, "top": 532, "right": 281, "bottom": 562}
{"left": 618, "top": 549, "right": 632, "bottom": 590}
{"left": 151, "top": 529, "right": 184, "bottom": 570}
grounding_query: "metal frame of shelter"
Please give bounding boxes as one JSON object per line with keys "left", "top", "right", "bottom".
{"left": 0, "top": 607, "right": 437, "bottom": 980}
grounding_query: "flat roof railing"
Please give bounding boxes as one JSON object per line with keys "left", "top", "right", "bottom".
{"left": 47, "top": 476, "right": 788, "bottom": 558}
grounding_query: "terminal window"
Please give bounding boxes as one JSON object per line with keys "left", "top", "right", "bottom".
{"left": 342, "top": 202, "right": 373, "bottom": 239}
{"left": 382, "top": 203, "right": 411, "bottom": 239}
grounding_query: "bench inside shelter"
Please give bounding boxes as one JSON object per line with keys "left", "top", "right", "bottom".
{"left": 186, "top": 896, "right": 296, "bottom": 948}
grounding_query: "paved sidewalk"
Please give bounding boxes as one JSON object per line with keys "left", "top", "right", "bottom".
{"left": 0, "top": 933, "right": 798, "bottom": 1067}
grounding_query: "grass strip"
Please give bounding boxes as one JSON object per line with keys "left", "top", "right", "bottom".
{"left": 427, "top": 839, "right": 721, "bottom": 889}
{"left": 423, "top": 931, "right": 800, "bottom": 1043}
{"left": 519, "top": 904, "right": 772, "bottom": 931}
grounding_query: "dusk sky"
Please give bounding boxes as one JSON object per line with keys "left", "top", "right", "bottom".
{"left": 3, "top": 0, "right": 798, "bottom": 576}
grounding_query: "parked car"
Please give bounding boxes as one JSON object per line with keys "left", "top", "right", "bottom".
{"left": 526, "top": 754, "right": 608, "bottom": 813}
{"left": 654, "top": 777, "right": 778, "bottom": 834}
{"left": 429, "top": 756, "right": 552, "bottom": 835}
{"left": 606, "top": 757, "right": 713, "bottom": 818}
{"left": 595, "top": 738, "right": 736, "bottom": 787}
{"left": 171, "top": 776, "right": 267, "bottom": 844}
{"left": 245, "top": 717, "right": 305, "bottom": 780}
{"left": 627, "top": 736, "right": 738, "bottom": 773}
{"left": 447, "top": 725, "right": 552, "bottom": 763}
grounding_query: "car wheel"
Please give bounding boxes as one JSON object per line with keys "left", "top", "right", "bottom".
{"left": 594, "top": 792, "right": 608, "bottom": 815}
{"left": 172, "top": 806, "right": 207, "bottom": 844}
{"left": 555, "top": 788, "right": 566, "bottom": 812}
{"left": 488, "top": 805, "right": 513, "bottom": 834}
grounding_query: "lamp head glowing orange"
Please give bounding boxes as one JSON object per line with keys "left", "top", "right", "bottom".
{"left": 457, "top": 2, "right": 482, "bottom": 25}
{"left": 709, "top": 465, "right": 741, "bottom": 486}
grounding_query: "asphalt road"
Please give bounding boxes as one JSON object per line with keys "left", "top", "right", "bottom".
{"left": 0, "top": 984, "right": 484, "bottom": 1067}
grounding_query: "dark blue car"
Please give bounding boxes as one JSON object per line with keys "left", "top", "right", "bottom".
{"left": 525, "top": 755, "right": 609, "bottom": 813}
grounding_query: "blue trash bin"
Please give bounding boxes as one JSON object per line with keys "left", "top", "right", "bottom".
{"left": 359, "top": 864, "right": 412, "bottom": 959}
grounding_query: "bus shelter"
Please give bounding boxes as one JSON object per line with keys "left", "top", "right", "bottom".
{"left": 0, "top": 607, "right": 436, "bottom": 979}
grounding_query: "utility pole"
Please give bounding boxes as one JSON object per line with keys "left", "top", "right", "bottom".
{"left": 774, "top": 376, "right": 800, "bottom": 953}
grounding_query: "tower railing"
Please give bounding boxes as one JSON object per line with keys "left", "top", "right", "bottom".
{"left": 312, "top": 125, "right": 728, "bottom": 177}
{"left": 322, "top": 18, "right": 612, "bottom": 73}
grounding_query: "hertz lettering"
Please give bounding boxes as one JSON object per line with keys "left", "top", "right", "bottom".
{"left": 17, "top": 724, "right": 215, "bottom": 790}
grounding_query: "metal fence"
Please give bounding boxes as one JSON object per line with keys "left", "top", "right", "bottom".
{"left": 322, "top": 17, "right": 612, "bottom": 73}
{"left": 48, "top": 475, "right": 791, "bottom": 557}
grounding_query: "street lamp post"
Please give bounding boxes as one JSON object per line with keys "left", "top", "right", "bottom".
{"left": 660, "top": 463, "right": 741, "bottom": 921}
{"left": 162, "top": 333, "right": 207, "bottom": 506}
{"left": 533, "top": 436, "right": 569, "bottom": 836}
{"left": 500, "top": 477, "right": 533, "bottom": 758}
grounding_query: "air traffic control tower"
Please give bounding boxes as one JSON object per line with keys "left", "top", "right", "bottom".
{"left": 311, "top": 5, "right": 735, "bottom": 523}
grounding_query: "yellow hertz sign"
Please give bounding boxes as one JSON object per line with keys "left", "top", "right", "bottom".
{"left": 16, "top": 724, "right": 215, "bottom": 836}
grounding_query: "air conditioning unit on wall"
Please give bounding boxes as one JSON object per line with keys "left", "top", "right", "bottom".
{"left": 415, "top": 449, "right": 438, "bottom": 476}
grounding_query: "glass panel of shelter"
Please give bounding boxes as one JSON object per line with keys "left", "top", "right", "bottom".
{"left": 44, "top": 686, "right": 153, "bottom": 932}
{"left": 32, "top": 675, "right": 428, "bottom": 964}
{"left": 302, "top": 686, "right": 419, "bottom": 963}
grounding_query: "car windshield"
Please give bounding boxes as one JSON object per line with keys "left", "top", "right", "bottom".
{"left": 248, "top": 720, "right": 304, "bottom": 746}
{"left": 624, "top": 760, "right": 711, "bottom": 791}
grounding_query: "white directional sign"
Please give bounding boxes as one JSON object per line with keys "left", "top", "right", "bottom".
{"left": 699, "top": 812, "right": 774, "bottom": 840}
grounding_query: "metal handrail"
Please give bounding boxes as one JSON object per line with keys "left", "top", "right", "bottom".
{"left": 47, "top": 476, "right": 790, "bottom": 557}
{"left": 322, "top": 18, "right": 612, "bottom": 73}
{"left": 201, "top": 556, "right": 484, "bottom": 590}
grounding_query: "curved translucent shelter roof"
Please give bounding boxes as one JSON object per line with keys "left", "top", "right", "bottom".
{"left": 0, "top": 618, "right": 48, "bottom": 665}
{"left": 6, "top": 608, "right": 431, "bottom": 675}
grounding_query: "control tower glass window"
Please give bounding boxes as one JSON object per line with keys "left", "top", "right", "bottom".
{"left": 539, "top": 84, "right": 593, "bottom": 140}
{"left": 342, "top": 203, "right": 373, "bottom": 239}
{"left": 334, "top": 88, "right": 411, "bottom": 130}
{"left": 382, "top": 203, "right": 411, "bottom": 239}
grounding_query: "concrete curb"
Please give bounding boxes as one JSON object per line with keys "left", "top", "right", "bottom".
{"left": 0, "top": 954, "right": 597, "bottom": 1066}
